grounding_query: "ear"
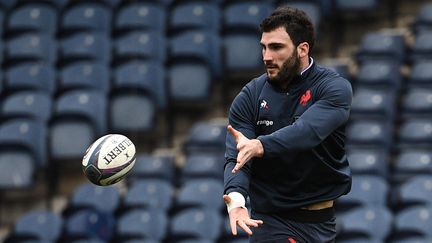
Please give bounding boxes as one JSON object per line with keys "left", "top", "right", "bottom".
{"left": 297, "top": 42, "right": 309, "bottom": 58}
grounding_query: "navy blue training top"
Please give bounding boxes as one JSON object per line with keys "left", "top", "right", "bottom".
{"left": 224, "top": 60, "right": 353, "bottom": 213}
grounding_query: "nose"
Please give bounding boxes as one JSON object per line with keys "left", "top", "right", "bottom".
{"left": 262, "top": 49, "right": 273, "bottom": 63}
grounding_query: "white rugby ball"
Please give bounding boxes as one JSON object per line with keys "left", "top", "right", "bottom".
{"left": 82, "top": 134, "right": 136, "bottom": 186}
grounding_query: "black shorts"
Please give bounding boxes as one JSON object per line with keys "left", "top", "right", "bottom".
{"left": 249, "top": 207, "right": 336, "bottom": 243}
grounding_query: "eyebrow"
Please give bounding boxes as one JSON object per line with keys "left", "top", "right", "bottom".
{"left": 260, "top": 42, "right": 286, "bottom": 48}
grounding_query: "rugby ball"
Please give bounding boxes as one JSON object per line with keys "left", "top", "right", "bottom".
{"left": 82, "top": 134, "right": 136, "bottom": 186}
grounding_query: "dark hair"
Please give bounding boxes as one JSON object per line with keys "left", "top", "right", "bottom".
{"left": 260, "top": 6, "right": 316, "bottom": 52}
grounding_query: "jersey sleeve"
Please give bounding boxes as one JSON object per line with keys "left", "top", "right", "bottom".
{"left": 257, "top": 77, "right": 353, "bottom": 158}
{"left": 224, "top": 83, "right": 257, "bottom": 198}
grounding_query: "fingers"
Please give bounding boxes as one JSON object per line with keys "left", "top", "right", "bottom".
{"left": 227, "top": 125, "right": 240, "bottom": 142}
{"left": 238, "top": 220, "right": 253, "bottom": 235}
{"left": 230, "top": 216, "right": 238, "bottom": 235}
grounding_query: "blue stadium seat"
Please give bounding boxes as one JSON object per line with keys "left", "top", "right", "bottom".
{"left": 1, "top": 91, "right": 52, "bottom": 122}
{"left": 346, "top": 148, "right": 389, "bottom": 177}
{"left": 356, "top": 32, "right": 406, "bottom": 63}
{"left": 69, "top": 238, "right": 106, "bottom": 243}
{"left": 401, "top": 88, "right": 432, "bottom": 117}
{"left": 393, "top": 175, "right": 432, "bottom": 208}
{"left": 394, "top": 149, "right": 432, "bottom": 182}
{"left": 335, "top": 0, "right": 379, "bottom": 12}
{"left": 410, "top": 31, "right": 432, "bottom": 62}
{"left": 413, "top": 3, "right": 432, "bottom": 33}
{"left": 322, "top": 59, "right": 351, "bottom": 80}
{"left": 63, "top": 209, "right": 115, "bottom": 242}
{"left": 0, "top": 149, "right": 35, "bottom": 189}
{"left": 391, "top": 237, "right": 432, "bottom": 243}
{"left": 6, "top": 33, "right": 57, "bottom": 64}
{"left": 183, "top": 121, "right": 227, "bottom": 154}
{"left": 0, "top": 0, "right": 16, "bottom": 11}
{"left": 113, "top": 31, "right": 166, "bottom": 63}
{"left": 338, "top": 206, "right": 393, "bottom": 241}
{"left": 128, "top": 153, "right": 176, "bottom": 183}
{"left": 338, "top": 238, "right": 382, "bottom": 243}
{"left": 0, "top": 118, "right": 47, "bottom": 168}
{"left": 169, "top": 2, "right": 220, "bottom": 33}
{"left": 60, "top": 61, "right": 110, "bottom": 94}
{"left": 168, "top": 62, "right": 212, "bottom": 104}
{"left": 170, "top": 30, "right": 222, "bottom": 78}
{"left": 355, "top": 60, "right": 402, "bottom": 90}
{"left": 50, "top": 90, "right": 107, "bottom": 160}
{"left": 337, "top": 175, "right": 389, "bottom": 211}
{"left": 60, "top": 32, "right": 111, "bottom": 64}
{"left": 68, "top": 183, "right": 120, "bottom": 214}
{"left": 176, "top": 178, "right": 224, "bottom": 211}
{"left": 116, "top": 208, "right": 168, "bottom": 241}
{"left": 61, "top": 3, "right": 112, "bottom": 33}
{"left": 398, "top": 119, "right": 432, "bottom": 148}
{"left": 5, "top": 62, "right": 56, "bottom": 94}
{"left": 113, "top": 61, "right": 166, "bottom": 109}
{"left": 346, "top": 119, "right": 393, "bottom": 150}
{"left": 123, "top": 179, "right": 174, "bottom": 211}
{"left": 115, "top": 2, "right": 166, "bottom": 33}
{"left": 122, "top": 240, "right": 159, "bottom": 243}
{"left": 350, "top": 87, "right": 396, "bottom": 120}
{"left": 177, "top": 240, "right": 214, "bottom": 243}
{"left": 223, "top": 2, "right": 273, "bottom": 31}
{"left": 408, "top": 61, "right": 432, "bottom": 87}
{"left": 7, "top": 3, "right": 57, "bottom": 35}
{"left": 169, "top": 208, "right": 222, "bottom": 240}
{"left": 223, "top": 33, "right": 263, "bottom": 75}
{"left": 181, "top": 152, "right": 224, "bottom": 181}
{"left": 12, "top": 210, "right": 62, "bottom": 242}
{"left": 394, "top": 205, "right": 432, "bottom": 238}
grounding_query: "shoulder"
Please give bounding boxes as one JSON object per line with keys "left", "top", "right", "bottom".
{"left": 313, "top": 65, "right": 352, "bottom": 97}
{"left": 230, "top": 73, "right": 267, "bottom": 112}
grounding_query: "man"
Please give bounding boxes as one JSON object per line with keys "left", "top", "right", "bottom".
{"left": 223, "top": 6, "right": 352, "bottom": 243}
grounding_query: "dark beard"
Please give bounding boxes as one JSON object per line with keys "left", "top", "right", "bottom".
{"left": 267, "top": 50, "right": 301, "bottom": 89}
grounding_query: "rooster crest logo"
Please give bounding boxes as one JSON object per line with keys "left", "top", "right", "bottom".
{"left": 300, "top": 90, "right": 311, "bottom": 106}
{"left": 260, "top": 99, "right": 269, "bottom": 109}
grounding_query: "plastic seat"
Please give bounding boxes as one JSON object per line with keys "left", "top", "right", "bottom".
{"left": 394, "top": 206, "right": 432, "bottom": 238}
{"left": 169, "top": 2, "right": 220, "bottom": 33}
{"left": 124, "top": 179, "right": 174, "bottom": 211}
{"left": 122, "top": 240, "right": 159, "bottom": 243}
{"left": 5, "top": 62, "right": 56, "bottom": 94}
{"left": 60, "top": 32, "right": 111, "bottom": 64}
{"left": 346, "top": 148, "right": 389, "bottom": 177}
{"left": 338, "top": 206, "right": 393, "bottom": 240}
{"left": 346, "top": 119, "right": 393, "bottom": 150}
{"left": 128, "top": 154, "right": 176, "bottom": 183}
{"left": 61, "top": 3, "right": 112, "bottom": 33}
{"left": 12, "top": 211, "right": 62, "bottom": 242}
{"left": 1, "top": 91, "right": 52, "bottom": 122}
{"left": 356, "top": 32, "right": 406, "bottom": 63}
{"left": 0, "top": 118, "right": 47, "bottom": 168}
{"left": 401, "top": 88, "right": 432, "bottom": 117}
{"left": 410, "top": 31, "right": 432, "bottom": 62}
{"left": 114, "top": 31, "right": 166, "bottom": 63}
{"left": 7, "top": 3, "right": 57, "bottom": 35}
{"left": 350, "top": 87, "right": 396, "bottom": 120}
{"left": 183, "top": 121, "right": 227, "bottom": 154}
{"left": 176, "top": 178, "right": 224, "bottom": 211}
{"left": 68, "top": 238, "right": 106, "bottom": 243}
{"left": 170, "top": 30, "right": 222, "bottom": 78}
{"left": 64, "top": 209, "right": 114, "bottom": 242}
{"left": 177, "top": 240, "right": 214, "bottom": 243}
{"left": 224, "top": 2, "right": 273, "bottom": 31}
{"left": 0, "top": 150, "right": 35, "bottom": 189}
{"left": 413, "top": 3, "right": 432, "bottom": 33}
{"left": 394, "top": 149, "right": 432, "bottom": 181}
{"left": 394, "top": 175, "right": 432, "bottom": 207}
{"left": 169, "top": 208, "right": 222, "bottom": 240}
{"left": 408, "top": 61, "right": 432, "bottom": 87}
{"left": 223, "top": 33, "right": 263, "bottom": 74}
{"left": 335, "top": 0, "right": 379, "bottom": 12}
{"left": 50, "top": 90, "right": 107, "bottom": 160}
{"left": 181, "top": 152, "right": 224, "bottom": 181}
{"left": 337, "top": 175, "right": 389, "bottom": 211}
{"left": 6, "top": 33, "right": 57, "bottom": 64}
{"left": 113, "top": 61, "right": 166, "bottom": 109}
{"left": 60, "top": 61, "right": 110, "bottom": 94}
{"left": 69, "top": 183, "right": 120, "bottom": 214}
{"left": 398, "top": 119, "right": 432, "bottom": 148}
{"left": 355, "top": 60, "right": 402, "bottom": 90}
{"left": 115, "top": 2, "right": 166, "bottom": 33}
{"left": 116, "top": 208, "right": 168, "bottom": 241}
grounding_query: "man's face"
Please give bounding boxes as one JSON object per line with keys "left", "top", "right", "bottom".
{"left": 260, "top": 27, "right": 301, "bottom": 87}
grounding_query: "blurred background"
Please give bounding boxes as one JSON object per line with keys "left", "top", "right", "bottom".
{"left": 0, "top": 0, "right": 431, "bottom": 242}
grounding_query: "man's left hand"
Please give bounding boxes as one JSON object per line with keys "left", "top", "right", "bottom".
{"left": 227, "top": 125, "right": 264, "bottom": 173}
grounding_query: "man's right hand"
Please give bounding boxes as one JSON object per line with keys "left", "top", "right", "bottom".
{"left": 223, "top": 194, "right": 263, "bottom": 236}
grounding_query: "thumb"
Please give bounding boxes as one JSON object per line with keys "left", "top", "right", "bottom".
{"left": 223, "top": 194, "right": 231, "bottom": 204}
{"left": 227, "top": 125, "right": 241, "bottom": 141}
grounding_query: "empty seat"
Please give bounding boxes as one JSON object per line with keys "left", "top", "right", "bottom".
{"left": 356, "top": 32, "right": 406, "bottom": 63}
{"left": 176, "top": 178, "right": 224, "bottom": 211}
{"left": 181, "top": 152, "right": 224, "bottom": 181}
{"left": 61, "top": 3, "right": 112, "bottom": 33}
{"left": 355, "top": 60, "right": 402, "bottom": 90}
{"left": 7, "top": 3, "right": 57, "bottom": 35}
{"left": 12, "top": 211, "right": 62, "bottom": 242}
{"left": 390, "top": 237, "right": 432, "bottom": 243}
{"left": 183, "top": 121, "right": 227, "bottom": 154}
{"left": 1, "top": 91, "right": 52, "bottom": 122}
{"left": 169, "top": 208, "right": 222, "bottom": 240}
{"left": 113, "top": 61, "right": 166, "bottom": 109}
{"left": 223, "top": 2, "right": 273, "bottom": 31}
{"left": 394, "top": 205, "right": 432, "bottom": 238}
{"left": 116, "top": 209, "right": 168, "bottom": 241}
{"left": 68, "top": 183, "right": 120, "bottom": 214}
{"left": 169, "top": 2, "right": 220, "bottom": 33}
{"left": 401, "top": 88, "right": 432, "bottom": 117}
{"left": 5, "top": 62, "right": 56, "bottom": 94}
{"left": 0, "top": 150, "right": 35, "bottom": 189}
{"left": 60, "top": 32, "right": 111, "bottom": 64}
{"left": 413, "top": 3, "right": 432, "bottom": 33}
{"left": 410, "top": 31, "right": 432, "bottom": 62}
{"left": 63, "top": 209, "right": 114, "bottom": 242}
{"left": 408, "top": 61, "right": 432, "bottom": 87}
{"left": 115, "top": 2, "right": 166, "bottom": 33}
{"left": 398, "top": 119, "right": 432, "bottom": 148}
{"left": 346, "top": 119, "right": 393, "bottom": 150}
{"left": 123, "top": 179, "right": 174, "bottom": 211}
{"left": 223, "top": 33, "right": 263, "bottom": 75}
{"left": 6, "top": 33, "right": 57, "bottom": 64}
{"left": 346, "top": 148, "right": 389, "bottom": 177}
{"left": 113, "top": 31, "right": 166, "bottom": 63}
{"left": 393, "top": 175, "right": 432, "bottom": 208}
{"left": 335, "top": 0, "right": 379, "bottom": 12}
{"left": 350, "top": 87, "right": 396, "bottom": 120}
{"left": 128, "top": 154, "right": 175, "bottom": 183}
{"left": 60, "top": 61, "right": 110, "bottom": 94}
{"left": 394, "top": 149, "right": 432, "bottom": 181}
